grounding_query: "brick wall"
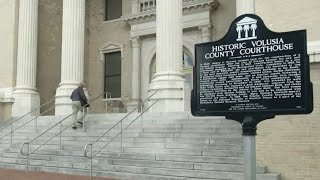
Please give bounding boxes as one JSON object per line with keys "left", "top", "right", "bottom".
{"left": 254, "top": 1, "right": 320, "bottom": 179}
{"left": 256, "top": 61, "right": 320, "bottom": 180}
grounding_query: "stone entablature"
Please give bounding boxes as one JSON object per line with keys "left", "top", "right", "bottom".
{"left": 131, "top": 0, "right": 219, "bottom": 14}
{"left": 126, "top": 0, "right": 219, "bottom": 21}
{"left": 123, "top": 0, "right": 219, "bottom": 38}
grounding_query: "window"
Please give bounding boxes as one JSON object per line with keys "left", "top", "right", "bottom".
{"left": 104, "top": 52, "right": 121, "bottom": 98}
{"left": 182, "top": 48, "right": 194, "bottom": 89}
{"left": 149, "top": 55, "right": 156, "bottom": 83}
{"left": 149, "top": 47, "right": 194, "bottom": 88}
{"left": 105, "top": 0, "right": 122, "bottom": 21}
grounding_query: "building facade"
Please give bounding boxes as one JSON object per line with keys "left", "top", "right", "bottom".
{"left": 0, "top": 0, "right": 319, "bottom": 179}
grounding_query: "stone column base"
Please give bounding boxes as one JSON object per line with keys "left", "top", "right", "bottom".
{"left": 55, "top": 84, "right": 90, "bottom": 115}
{"left": 12, "top": 92, "right": 40, "bottom": 117}
{"left": 148, "top": 75, "right": 191, "bottom": 112}
{"left": 55, "top": 85, "right": 76, "bottom": 115}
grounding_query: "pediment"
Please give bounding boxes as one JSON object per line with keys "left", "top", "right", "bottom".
{"left": 101, "top": 43, "right": 122, "bottom": 52}
{"left": 99, "top": 42, "right": 124, "bottom": 61}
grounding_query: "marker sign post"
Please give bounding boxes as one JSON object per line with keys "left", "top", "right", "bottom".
{"left": 191, "top": 14, "right": 313, "bottom": 180}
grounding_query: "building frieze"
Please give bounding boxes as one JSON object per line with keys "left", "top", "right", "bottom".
{"left": 124, "top": 0, "right": 219, "bottom": 25}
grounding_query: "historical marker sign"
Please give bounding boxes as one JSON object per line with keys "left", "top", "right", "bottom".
{"left": 192, "top": 14, "right": 313, "bottom": 116}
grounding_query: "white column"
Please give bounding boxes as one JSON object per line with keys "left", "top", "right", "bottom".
{"left": 12, "top": 0, "right": 40, "bottom": 117}
{"left": 199, "top": 25, "right": 212, "bottom": 43}
{"left": 127, "top": 36, "right": 141, "bottom": 112}
{"left": 55, "top": 0, "right": 86, "bottom": 115}
{"left": 237, "top": 0, "right": 255, "bottom": 16}
{"left": 149, "top": 0, "right": 190, "bottom": 112}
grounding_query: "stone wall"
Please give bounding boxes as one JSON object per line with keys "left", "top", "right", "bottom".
{"left": 256, "top": 62, "right": 320, "bottom": 180}
{"left": 37, "top": 0, "right": 63, "bottom": 115}
{"left": 0, "top": 0, "right": 17, "bottom": 89}
{"left": 256, "top": 0, "right": 320, "bottom": 42}
{"left": 0, "top": 0, "right": 18, "bottom": 118}
{"left": 211, "top": 0, "right": 236, "bottom": 41}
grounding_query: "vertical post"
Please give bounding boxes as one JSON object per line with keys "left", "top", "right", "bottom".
{"left": 10, "top": 124, "right": 13, "bottom": 148}
{"left": 242, "top": 116, "right": 257, "bottom": 180}
{"left": 82, "top": 107, "right": 85, "bottom": 123}
{"left": 83, "top": 107, "right": 86, "bottom": 132}
{"left": 152, "top": 0, "right": 155, "bottom": 9}
{"left": 59, "top": 122, "right": 62, "bottom": 150}
{"left": 35, "top": 116, "right": 38, "bottom": 132}
{"left": 244, "top": 135, "right": 256, "bottom": 180}
{"left": 140, "top": 104, "right": 143, "bottom": 132}
{"left": 90, "top": 144, "right": 93, "bottom": 178}
{"left": 26, "top": 143, "right": 29, "bottom": 172}
{"left": 120, "top": 120, "right": 123, "bottom": 152}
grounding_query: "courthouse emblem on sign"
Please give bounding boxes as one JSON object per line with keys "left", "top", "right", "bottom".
{"left": 236, "top": 17, "right": 258, "bottom": 41}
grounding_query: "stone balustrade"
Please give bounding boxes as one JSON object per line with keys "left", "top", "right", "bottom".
{"left": 137, "top": 0, "right": 198, "bottom": 13}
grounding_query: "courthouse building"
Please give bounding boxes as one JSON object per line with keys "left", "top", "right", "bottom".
{"left": 0, "top": 0, "right": 319, "bottom": 179}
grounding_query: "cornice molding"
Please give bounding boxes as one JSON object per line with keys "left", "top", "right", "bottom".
{"left": 124, "top": 0, "right": 220, "bottom": 25}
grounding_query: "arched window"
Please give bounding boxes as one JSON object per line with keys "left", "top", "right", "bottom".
{"left": 149, "top": 54, "right": 156, "bottom": 83}
{"left": 149, "top": 47, "right": 194, "bottom": 88}
{"left": 182, "top": 47, "right": 194, "bottom": 88}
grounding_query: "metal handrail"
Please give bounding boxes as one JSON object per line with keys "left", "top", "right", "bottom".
{"left": 0, "top": 97, "right": 56, "bottom": 147}
{"left": 0, "top": 97, "right": 55, "bottom": 131}
{"left": 20, "top": 92, "right": 111, "bottom": 172}
{"left": 83, "top": 90, "right": 159, "bottom": 178}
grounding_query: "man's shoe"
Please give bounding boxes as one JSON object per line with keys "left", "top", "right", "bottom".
{"left": 77, "top": 121, "right": 83, "bottom": 125}
{"left": 72, "top": 126, "right": 77, "bottom": 129}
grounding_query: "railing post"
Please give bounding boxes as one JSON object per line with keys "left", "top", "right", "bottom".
{"left": 26, "top": 143, "right": 29, "bottom": 172}
{"left": 59, "top": 122, "right": 62, "bottom": 150}
{"left": 83, "top": 107, "right": 85, "bottom": 132}
{"left": 90, "top": 144, "right": 92, "bottom": 178}
{"left": 152, "top": 0, "right": 156, "bottom": 9}
{"left": 120, "top": 120, "right": 123, "bottom": 152}
{"left": 82, "top": 107, "right": 85, "bottom": 125}
{"left": 35, "top": 116, "right": 38, "bottom": 132}
{"left": 140, "top": 104, "right": 143, "bottom": 132}
{"left": 10, "top": 124, "right": 13, "bottom": 148}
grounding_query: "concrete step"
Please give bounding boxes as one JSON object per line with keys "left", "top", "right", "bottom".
{"left": 3, "top": 148, "right": 245, "bottom": 165}
{"left": 0, "top": 112, "right": 281, "bottom": 180}
{"left": 0, "top": 156, "right": 279, "bottom": 180}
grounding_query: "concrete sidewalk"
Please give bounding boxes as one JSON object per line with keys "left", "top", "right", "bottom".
{"left": 0, "top": 168, "right": 120, "bottom": 180}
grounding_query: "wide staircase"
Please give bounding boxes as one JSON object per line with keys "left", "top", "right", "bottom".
{"left": 0, "top": 112, "right": 280, "bottom": 180}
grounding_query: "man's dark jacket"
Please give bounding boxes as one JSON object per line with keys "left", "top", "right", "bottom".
{"left": 70, "top": 87, "right": 89, "bottom": 107}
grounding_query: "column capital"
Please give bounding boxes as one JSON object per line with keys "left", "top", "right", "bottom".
{"left": 198, "top": 24, "right": 212, "bottom": 43}
{"left": 198, "top": 24, "right": 212, "bottom": 33}
{"left": 130, "top": 36, "right": 141, "bottom": 48}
